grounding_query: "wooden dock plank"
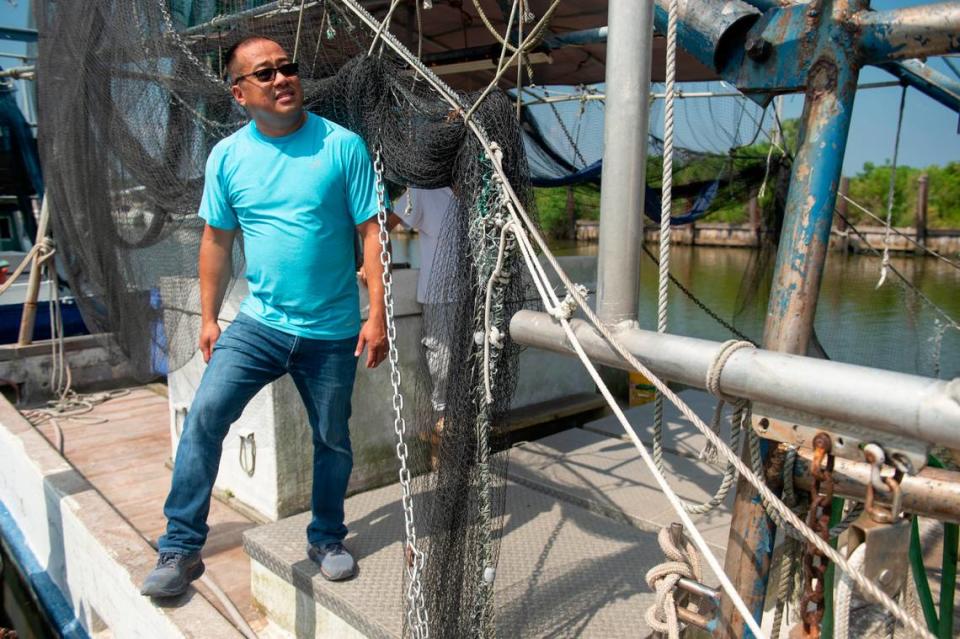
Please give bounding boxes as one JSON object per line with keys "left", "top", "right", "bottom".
{"left": 19, "top": 385, "right": 263, "bottom": 631}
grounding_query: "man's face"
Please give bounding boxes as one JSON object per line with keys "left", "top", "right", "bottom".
{"left": 230, "top": 39, "right": 303, "bottom": 122}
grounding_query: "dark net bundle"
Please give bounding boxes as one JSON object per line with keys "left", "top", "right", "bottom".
{"left": 37, "top": 0, "right": 533, "bottom": 636}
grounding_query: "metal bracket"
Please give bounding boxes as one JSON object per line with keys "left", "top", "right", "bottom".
{"left": 842, "top": 511, "right": 912, "bottom": 598}
{"left": 752, "top": 402, "right": 928, "bottom": 472}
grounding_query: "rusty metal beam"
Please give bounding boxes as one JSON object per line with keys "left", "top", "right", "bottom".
{"left": 792, "top": 449, "right": 960, "bottom": 524}
{"left": 721, "top": 0, "right": 869, "bottom": 633}
{"left": 853, "top": 3, "right": 960, "bottom": 63}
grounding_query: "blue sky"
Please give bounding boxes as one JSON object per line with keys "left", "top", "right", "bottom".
{"left": 1, "top": 0, "right": 957, "bottom": 175}
{"left": 785, "top": 0, "right": 960, "bottom": 175}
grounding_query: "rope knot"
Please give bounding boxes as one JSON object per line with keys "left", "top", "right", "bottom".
{"left": 705, "top": 339, "right": 754, "bottom": 401}
{"left": 548, "top": 283, "right": 587, "bottom": 321}
{"left": 645, "top": 525, "right": 704, "bottom": 639}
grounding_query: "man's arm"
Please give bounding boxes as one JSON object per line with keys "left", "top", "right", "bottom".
{"left": 358, "top": 213, "right": 402, "bottom": 286}
{"left": 355, "top": 218, "right": 387, "bottom": 368}
{"left": 199, "top": 223, "right": 236, "bottom": 363}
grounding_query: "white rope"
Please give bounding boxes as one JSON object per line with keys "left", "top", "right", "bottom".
{"left": 463, "top": 0, "right": 561, "bottom": 121}
{"left": 482, "top": 219, "right": 516, "bottom": 403}
{"left": 834, "top": 543, "right": 867, "bottom": 639}
{"left": 292, "top": 0, "right": 307, "bottom": 61}
{"left": 876, "top": 85, "right": 907, "bottom": 289}
{"left": 645, "top": 527, "right": 703, "bottom": 638}
{"left": 0, "top": 238, "right": 49, "bottom": 297}
{"left": 839, "top": 193, "right": 960, "bottom": 272}
{"left": 758, "top": 97, "right": 783, "bottom": 200}
{"left": 332, "top": 4, "right": 931, "bottom": 636}
{"left": 652, "top": 0, "right": 679, "bottom": 503}
{"left": 367, "top": 0, "right": 402, "bottom": 56}
{"left": 506, "top": 211, "right": 764, "bottom": 637}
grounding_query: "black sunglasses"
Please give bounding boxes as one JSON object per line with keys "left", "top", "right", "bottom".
{"left": 233, "top": 62, "right": 299, "bottom": 85}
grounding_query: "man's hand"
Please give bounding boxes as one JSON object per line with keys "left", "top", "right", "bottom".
{"left": 197, "top": 224, "right": 235, "bottom": 364}
{"left": 199, "top": 321, "right": 221, "bottom": 363}
{"left": 358, "top": 265, "right": 367, "bottom": 288}
{"left": 355, "top": 315, "right": 387, "bottom": 368}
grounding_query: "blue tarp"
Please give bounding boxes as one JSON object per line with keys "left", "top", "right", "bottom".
{"left": 530, "top": 160, "right": 719, "bottom": 226}
{"left": 0, "top": 78, "right": 43, "bottom": 198}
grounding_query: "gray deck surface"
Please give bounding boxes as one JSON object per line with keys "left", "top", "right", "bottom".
{"left": 583, "top": 389, "right": 726, "bottom": 459}
{"left": 245, "top": 422, "right": 733, "bottom": 638}
{"left": 245, "top": 480, "right": 667, "bottom": 638}
{"left": 507, "top": 427, "right": 732, "bottom": 560}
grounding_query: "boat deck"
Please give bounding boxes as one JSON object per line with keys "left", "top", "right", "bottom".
{"left": 16, "top": 385, "right": 958, "bottom": 637}
{"left": 23, "top": 386, "right": 268, "bottom": 633}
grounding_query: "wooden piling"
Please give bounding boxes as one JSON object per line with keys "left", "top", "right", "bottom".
{"left": 747, "top": 189, "right": 760, "bottom": 247}
{"left": 836, "top": 177, "right": 849, "bottom": 253}
{"left": 915, "top": 173, "right": 928, "bottom": 255}
{"left": 18, "top": 197, "right": 50, "bottom": 346}
{"left": 566, "top": 185, "right": 577, "bottom": 241}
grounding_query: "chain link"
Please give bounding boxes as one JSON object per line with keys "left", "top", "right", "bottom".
{"left": 373, "top": 147, "right": 430, "bottom": 639}
{"left": 800, "top": 432, "right": 834, "bottom": 638}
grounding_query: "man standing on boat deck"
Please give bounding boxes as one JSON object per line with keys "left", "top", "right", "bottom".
{"left": 141, "top": 36, "right": 387, "bottom": 598}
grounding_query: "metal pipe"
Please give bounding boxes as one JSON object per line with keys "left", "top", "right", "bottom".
{"left": 508, "top": 311, "right": 960, "bottom": 451}
{"left": 595, "top": 0, "right": 654, "bottom": 325}
{"left": 854, "top": 3, "right": 960, "bottom": 63}
{"left": 519, "top": 81, "right": 904, "bottom": 107}
{"left": 543, "top": 26, "right": 608, "bottom": 49}
{"left": 878, "top": 60, "right": 960, "bottom": 114}
{"left": 0, "top": 66, "right": 35, "bottom": 80}
{"left": 0, "top": 27, "right": 38, "bottom": 43}
{"left": 723, "top": 1, "right": 868, "bottom": 631}
{"left": 763, "top": 59, "right": 859, "bottom": 355}
{"left": 678, "top": 577, "right": 721, "bottom": 601}
{"left": 792, "top": 449, "right": 960, "bottom": 524}
{"left": 677, "top": 606, "right": 714, "bottom": 631}
{"left": 0, "top": 52, "right": 36, "bottom": 61}
{"left": 652, "top": 0, "right": 760, "bottom": 73}
{"left": 180, "top": 0, "right": 321, "bottom": 36}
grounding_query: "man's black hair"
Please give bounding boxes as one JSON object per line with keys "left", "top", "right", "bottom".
{"left": 222, "top": 35, "right": 281, "bottom": 83}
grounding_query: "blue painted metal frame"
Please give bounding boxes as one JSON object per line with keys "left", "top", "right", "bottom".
{"left": 652, "top": 0, "right": 960, "bottom": 112}
{"left": 647, "top": 0, "right": 959, "bottom": 635}
{"left": 0, "top": 27, "right": 37, "bottom": 43}
{"left": 0, "top": 500, "right": 88, "bottom": 638}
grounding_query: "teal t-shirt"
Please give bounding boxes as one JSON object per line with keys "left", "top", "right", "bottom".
{"left": 198, "top": 113, "right": 379, "bottom": 339}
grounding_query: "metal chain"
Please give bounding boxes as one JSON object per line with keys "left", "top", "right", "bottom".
{"left": 373, "top": 147, "right": 430, "bottom": 639}
{"left": 800, "top": 433, "right": 835, "bottom": 637}
{"left": 641, "top": 244, "right": 755, "bottom": 344}
{"left": 546, "top": 99, "right": 588, "bottom": 168}
{"left": 156, "top": 0, "right": 224, "bottom": 86}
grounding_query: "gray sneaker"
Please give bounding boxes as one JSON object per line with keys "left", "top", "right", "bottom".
{"left": 140, "top": 551, "right": 204, "bottom": 598}
{"left": 307, "top": 542, "right": 357, "bottom": 581}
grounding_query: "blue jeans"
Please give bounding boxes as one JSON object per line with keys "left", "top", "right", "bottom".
{"left": 159, "top": 312, "right": 358, "bottom": 554}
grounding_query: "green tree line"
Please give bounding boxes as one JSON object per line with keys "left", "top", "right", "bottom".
{"left": 533, "top": 119, "right": 960, "bottom": 237}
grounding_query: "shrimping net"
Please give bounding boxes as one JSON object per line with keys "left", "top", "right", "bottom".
{"left": 37, "top": 1, "right": 533, "bottom": 635}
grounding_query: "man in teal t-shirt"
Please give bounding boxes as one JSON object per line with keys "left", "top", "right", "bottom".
{"left": 141, "top": 36, "right": 387, "bottom": 598}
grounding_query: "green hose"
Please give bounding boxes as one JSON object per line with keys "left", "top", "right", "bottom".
{"left": 821, "top": 497, "right": 845, "bottom": 639}
{"left": 910, "top": 514, "right": 940, "bottom": 632}
{"left": 908, "top": 454, "right": 957, "bottom": 639}
{"left": 939, "top": 521, "right": 958, "bottom": 639}
{"left": 927, "top": 456, "right": 957, "bottom": 639}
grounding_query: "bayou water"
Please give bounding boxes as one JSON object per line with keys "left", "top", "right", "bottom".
{"left": 392, "top": 237, "right": 960, "bottom": 379}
